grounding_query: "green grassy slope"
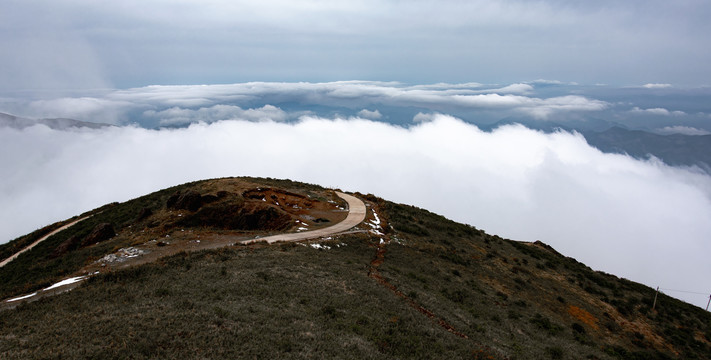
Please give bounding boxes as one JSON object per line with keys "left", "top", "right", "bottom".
{"left": 0, "top": 178, "right": 709, "bottom": 359}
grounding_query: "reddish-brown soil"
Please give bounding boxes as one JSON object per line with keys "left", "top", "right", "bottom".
{"left": 364, "top": 202, "right": 469, "bottom": 339}
{"left": 81, "top": 180, "right": 348, "bottom": 275}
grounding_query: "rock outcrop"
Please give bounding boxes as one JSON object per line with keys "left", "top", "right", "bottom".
{"left": 167, "top": 190, "right": 204, "bottom": 212}
{"left": 81, "top": 223, "right": 116, "bottom": 247}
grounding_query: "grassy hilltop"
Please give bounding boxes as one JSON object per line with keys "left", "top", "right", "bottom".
{"left": 0, "top": 177, "right": 709, "bottom": 359}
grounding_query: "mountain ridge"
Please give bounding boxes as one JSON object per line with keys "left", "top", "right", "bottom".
{"left": 0, "top": 112, "right": 113, "bottom": 130}
{"left": 0, "top": 177, "right": 709, "bottom": 359}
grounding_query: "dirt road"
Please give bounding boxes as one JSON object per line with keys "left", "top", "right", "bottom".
{"left": 0, "top": 216, "right": 91, "bottom": 268}
{"left": 1, "top": 191, "right": 366, "bottom": 309}
{"left": 241, "top": 191, "right": 366, "bottom": 244}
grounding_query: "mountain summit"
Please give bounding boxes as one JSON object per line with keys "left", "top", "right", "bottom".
{"left": 0, "top": 177, "right": 709, "bottom": 359}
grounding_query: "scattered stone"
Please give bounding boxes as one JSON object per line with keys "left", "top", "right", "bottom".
{"left": 96, "top": 247, "right": 146, "bottom": 264}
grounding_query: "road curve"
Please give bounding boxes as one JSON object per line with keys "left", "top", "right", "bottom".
{"left": 1, "top": 192, "right": 366, "bottom": 309}
{"left": 0, "top": 216, "right": 91, "bottom": 268}
{"left": 241, "top": 191, "right": 366, "bottom": 245}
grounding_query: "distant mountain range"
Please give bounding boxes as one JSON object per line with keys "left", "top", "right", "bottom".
{"left": 0, "top": 112, "right": 112, "bottom": 130}
{"left": 583, "top": 127, "right": 711, "bottom": 171}
{"left": 487, "top": 117, "right": 711, "bottom": 172}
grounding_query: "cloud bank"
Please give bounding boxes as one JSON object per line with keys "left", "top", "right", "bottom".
{"left": 630, "top": 107, "right": 686, "bottom": 116}
{"left": 642, "top": 83, "right": 673, "bottom": 89}
{"left": 1, "top": 115, "right": 710, "bottom": 307}
{"left": 8, "top": 82, "right": 609, "bottom": 126}
{"left": 144, "top": 104, "right": 289, "bottom": 126}
{"left": 657, "top": 126, "right": 711, "bottom": 136}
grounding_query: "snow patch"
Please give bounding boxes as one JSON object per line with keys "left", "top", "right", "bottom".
{"left": 368, "top": 210, "right": 385, "bottom": 235}
{"left": 371, "top": 211, "right": 381, "bottom": 225}
{"left": 6, "top": 292, "right": 38, "bottom": 302}
{"left": 310, "top": 243, "right": 331, "bottom": 250}
{"left": 44, "top": 276, "right": 87, "bottom": 291}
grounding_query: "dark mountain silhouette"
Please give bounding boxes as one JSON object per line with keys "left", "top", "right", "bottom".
{"left": 0, "top": 112, "right": 112, "bottom": 130}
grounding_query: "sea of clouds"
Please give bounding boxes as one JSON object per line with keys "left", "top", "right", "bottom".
{"left": 1, "top": 113, "right": 710, "bottom": 307}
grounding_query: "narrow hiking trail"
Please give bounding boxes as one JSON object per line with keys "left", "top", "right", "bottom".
{"left": 0, "top": 215, "right": 92, "bottom": 268}
{"left": 1, "top": 191, "right": 366, "bottom": 307}
{"left": 365, "top": 204, "right": 470, "bottom": 340}
{"left": 3, "top": 191, "right": 472, "bottom": 342}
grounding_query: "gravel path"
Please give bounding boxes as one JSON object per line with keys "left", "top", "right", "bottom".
{"left": 0, "top": 216, "right": 91, "bottom": 268}
{"left": 1, "top": 191, "right": 366, "bottom": 309}
{"left": 241, "top": 191, "right": 366, "bottom": 244}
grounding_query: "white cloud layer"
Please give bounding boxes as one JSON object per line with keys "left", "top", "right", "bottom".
{"left": 642, "top": 83, "right": 673, "bottom": 89}
{"left": 412, "top": 112, "right": 440, "bottom": 123}
{"left": 657, "top": 126, "right": 711, "bottom": 136}
{"left": 144, "top": 104, "right": 288, "bottom": 125}
{"left": 10, "top": 82, "right": 609, "bottom": 125}
{"left": 630, "top": 107, "right": 686, "bottom": 116}
{"left": 356, "top": 109, "right": 382, "bottom": 120}
{"left": 1, "top": 115, "right": 710, "bottom": 307}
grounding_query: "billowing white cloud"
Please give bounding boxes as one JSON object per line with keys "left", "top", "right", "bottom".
{"left": 1, "top": 82, "right": 610, "bottom": 126}
{"left": 519, "top": 95, "right": 608, "bottom": 119}
{"left": 1, "top": 116, "right": 710, "bottom": 307}
{"left": 26, "top": 97, "right": 135, "bottom": 125}
{"left": 630, "top": 107, "right": 686, "bottom": 116}
{"left": 489, "top": 83, "right": 534, "bottom": 94}
{"left": 412, "top": 112, "right": 440, "bottom": 123}
{"left": 657, "top": 126, "right": 711, "bottom": 136}
{"left": 642, "top": 83, "right": 673, "bottom": 89}
{"left": 144, "top": 104, "right": 288, "bottom": 125}
{"left": 409, "top": 82, "right": 484, "bottom": 90}
{"left": 356, "top": 109, "right": 382, "bottom": 120}
{"left": 122, "top": 82, "right": 608, "bottom": 118}
{"left": 527, "top": 79, "right": 564, "bottom": 85}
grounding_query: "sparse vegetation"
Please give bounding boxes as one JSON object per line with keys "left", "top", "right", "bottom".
{"left": 0, "top": 177, "right": 709, "bottom": 359}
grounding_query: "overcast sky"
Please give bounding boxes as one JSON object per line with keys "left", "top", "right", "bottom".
{"left": 2, "top": 0, "right": 711, "bottom": 91}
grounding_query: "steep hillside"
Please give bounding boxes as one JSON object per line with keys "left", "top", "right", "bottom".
{"left": 1, "top": 178, "right": 709, "bottom": 359}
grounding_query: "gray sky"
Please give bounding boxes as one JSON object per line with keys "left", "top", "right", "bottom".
{"left": 2, "top": 0, "right": 711, "bottom": 91}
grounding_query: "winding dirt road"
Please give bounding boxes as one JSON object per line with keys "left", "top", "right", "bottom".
{"left": 0, "top": 216, "right": 91, "bottom": 268}
{"left": 2, "top": 191, "right": 366, "bottom": 308}
{"left": 241, "top": 191, "right": 366, "bottom": 244}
